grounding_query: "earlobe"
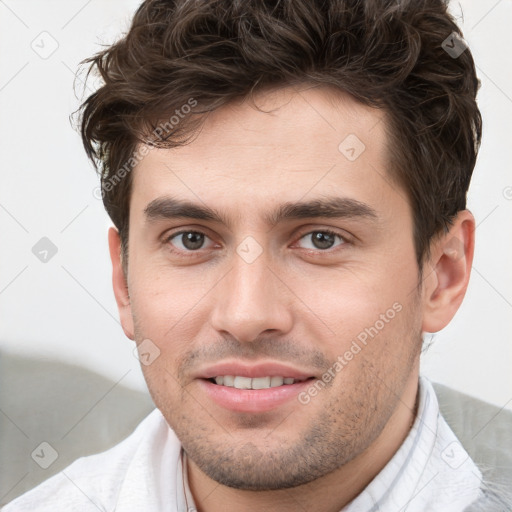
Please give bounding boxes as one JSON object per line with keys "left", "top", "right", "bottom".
{"left": 421, "top": 210, "right": 475, "bottom": 333}
{"left": 108, "top": 227, "right": 135, "bottom": 340}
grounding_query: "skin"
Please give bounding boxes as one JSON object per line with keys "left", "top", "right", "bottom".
{"left": 108, "top": 84, "right": 475, "bottom": 512}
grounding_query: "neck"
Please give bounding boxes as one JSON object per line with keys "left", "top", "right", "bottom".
{"left": 187, "top": 371, "right": 419, "bottom": 512}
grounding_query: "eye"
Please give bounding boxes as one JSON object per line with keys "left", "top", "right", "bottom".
{"left": 296, "top": 229, "right": 346, "bottom": 251}
{"left": 166, "top": 230, "right": 215, "bottom": 252}
{"left": 164, "top": 228, "right": 348, "bottom": 257}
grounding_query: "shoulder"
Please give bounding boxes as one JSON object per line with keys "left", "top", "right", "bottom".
{"left": 433, "top": 381, "right": 512, "bottom": 478}
{"left": 432, "top": 380, "right": 512, "bottom": 509}
{"left": 2, "top": 409, "right": 169, "bottom": 512}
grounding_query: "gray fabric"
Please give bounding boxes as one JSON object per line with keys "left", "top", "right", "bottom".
{"left": 433, "top": 382, "right": 512, "bottom": 482}
{"left": 433, "top": 382, "right": 512, "bottom": 509}
{"left": 463, "top": 488, "right": 512, "bottom": 512}
{"left": 0, "top": 350, "right": 154, "bottom": 506}
{"left": 1, "top": 349, "right": 511, "bottom": 507}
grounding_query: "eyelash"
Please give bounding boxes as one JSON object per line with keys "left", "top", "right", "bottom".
{"left": 163, "top": 228, "right": 350, "bottom": 257}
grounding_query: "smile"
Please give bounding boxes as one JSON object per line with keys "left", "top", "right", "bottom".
{"left": 210, "top": 375, "right": 309, "bottom": 389}
{"left": 200, "top": 376, "right": 315, "bottom": 413}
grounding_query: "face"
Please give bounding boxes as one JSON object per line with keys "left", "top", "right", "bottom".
{"left": 121, "top": 85, "right": 425, "bottom": 490}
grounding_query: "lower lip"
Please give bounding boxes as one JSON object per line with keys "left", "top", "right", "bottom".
{"left": 198, "top": 378, "right": 313, "bottom": 413}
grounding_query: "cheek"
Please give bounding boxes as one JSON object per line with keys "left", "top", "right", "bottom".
{"left": 139, "top": 358, "right": 188, "bottom": 421}
{"left": 129, "top": 265, "right": 211, "bottom": 336}
{"left": 290, "top": 262, "right": 417, "bottom": 345}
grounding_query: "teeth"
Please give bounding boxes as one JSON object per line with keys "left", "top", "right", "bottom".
{"left": 251, "top": 377, "right": 271, "bottom": 389}
{"left": 270, "top": 376, "right": 284, "bottom": 387}
{"left": 212, "top": 375, "right": 302, "bottom": 389}
{"left": 223, "top": 375, "right": 235, "bottom": 387}
{"left": 233, "top": 376, "right": 252, "bottom": 389}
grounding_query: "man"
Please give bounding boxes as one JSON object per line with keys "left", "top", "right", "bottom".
{"left": 4, "top": 0, "right": 511, "bottom": 510}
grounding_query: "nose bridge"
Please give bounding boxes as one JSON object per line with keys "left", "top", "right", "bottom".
{"left": 210, "top": 242, "right": 293, "bottom": 342}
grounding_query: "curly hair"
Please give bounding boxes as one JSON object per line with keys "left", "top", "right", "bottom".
{"left": 78, "top": 0, "right": 482, "bottom": 270}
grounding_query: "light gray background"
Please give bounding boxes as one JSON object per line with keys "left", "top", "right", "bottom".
{"left": 0, "top": 0, "right": 511, "bottom": 413}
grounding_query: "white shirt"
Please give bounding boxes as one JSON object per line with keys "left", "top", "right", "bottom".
{"left": 3, "top": 376, "right": 485, "bottom": 512}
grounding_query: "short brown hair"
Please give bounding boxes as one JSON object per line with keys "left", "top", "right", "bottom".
{"left": 78, "top": 0, "right": 481, "bottom": 270}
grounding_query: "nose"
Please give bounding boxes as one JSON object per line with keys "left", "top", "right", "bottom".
{"left": 210, "top": 247, "right": 294, "bottom": 343}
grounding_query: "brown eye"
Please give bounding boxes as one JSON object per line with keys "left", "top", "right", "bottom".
{"left": 297, "top": 230, "right": 345, "bottom": 251}
{"left": 167, "top": 231, "right": 213, "bottom": 252}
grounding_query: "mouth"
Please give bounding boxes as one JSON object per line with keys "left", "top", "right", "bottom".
{"left": 207, "top": 375, "right": 312, "bottom": 389}
{"left": 196, "top": 362, "right": 317, "bottom": 413}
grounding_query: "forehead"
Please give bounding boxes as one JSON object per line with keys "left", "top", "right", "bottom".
{"left": 130, "top": 85, "right": 404, "bottom": 225}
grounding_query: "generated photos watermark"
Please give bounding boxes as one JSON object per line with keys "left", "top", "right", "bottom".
{"left": 93, "top": 98, "right": 197, "bottom": 200}
{"left": 298, "top": 302, "right": 403, "bottom": 405}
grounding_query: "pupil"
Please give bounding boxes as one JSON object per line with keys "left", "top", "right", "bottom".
{"left": 313, "top": 232, "right": 334, "bottom": 249}
{"left": 183, "top": 232, "right": 204, "bottom": 250}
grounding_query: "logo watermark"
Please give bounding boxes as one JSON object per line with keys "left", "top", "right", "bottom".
{"left": 298, "top": 302, "right": 403, "bottom": 405}
{"left": 94, "top": 98, "right": 197, "bottom": 199}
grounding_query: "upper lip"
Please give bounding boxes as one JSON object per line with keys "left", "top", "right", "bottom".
{"left": 195, "top": 361, "right": 316, "bottom": 380}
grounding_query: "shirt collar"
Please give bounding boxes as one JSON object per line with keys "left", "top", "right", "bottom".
{"left": 179, "top": 376, "right": 482, "bottom": 512}
{"left": 342, "top": 375, "right": 482, "bottom": 511}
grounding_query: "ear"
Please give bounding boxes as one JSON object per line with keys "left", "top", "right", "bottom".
{"left": 108, "top": 227, "right": 135, "bottom": 340}
{"left": 421, "top": 210, "right": 475, "bottom": 333}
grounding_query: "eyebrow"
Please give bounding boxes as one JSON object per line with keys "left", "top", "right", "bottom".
{"left": 144, "top": 196, "right": 378, "bottom": 229}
